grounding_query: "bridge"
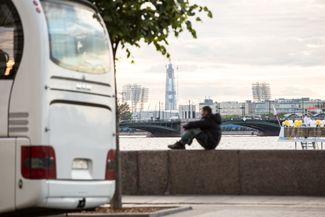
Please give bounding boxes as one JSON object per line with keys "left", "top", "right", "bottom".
{"left": 119, "top": 119, "right": 282, "bottom": 137}
{"left": 222, "top": 119, "right": 281, "bottom": 136}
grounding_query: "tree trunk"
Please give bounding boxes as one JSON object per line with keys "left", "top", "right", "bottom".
{"left": 111, "top": 43, "right": 122, "bottom": 209}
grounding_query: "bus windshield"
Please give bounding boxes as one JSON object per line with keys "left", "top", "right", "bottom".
{"left": 42, "top": 0, "right": 111, "bottom": 74}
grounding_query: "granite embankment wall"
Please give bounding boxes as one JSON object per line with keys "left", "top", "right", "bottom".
{"left": 121, "top": 150, "right": 325, "bottom": 195}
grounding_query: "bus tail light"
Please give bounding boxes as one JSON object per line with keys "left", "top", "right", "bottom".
{"left": 105, "top": 150, "right": 116, "bottom": 180}
{"left": 21, "top": 146, "right": 57, "bottom": 179}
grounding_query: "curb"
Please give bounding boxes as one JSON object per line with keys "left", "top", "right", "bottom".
{"left": 150, "top": 206, "right": 192, "bottom": 217}
{"left": 66, "top": 206, "right": 192, "bottom": 217}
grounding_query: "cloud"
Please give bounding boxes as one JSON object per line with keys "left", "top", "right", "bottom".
{"left": 117, "top": 0, "right": 325, "bottom": 104}
{"left": 278, "top": 87, "right": 317, "bottom": 97}
{"left": 166, "top": 36, "right": 325, "bottom": 67}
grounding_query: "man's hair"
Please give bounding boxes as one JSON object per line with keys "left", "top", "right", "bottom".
{"left": 202, "top": 106, "right": 212, "bottom": 114}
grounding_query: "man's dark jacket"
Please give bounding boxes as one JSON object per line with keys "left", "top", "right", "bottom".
{"left": 183, "top": 113, "right": 222, "bottom": 150}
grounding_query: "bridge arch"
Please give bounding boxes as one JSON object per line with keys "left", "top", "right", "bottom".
{"left": 120, "top": 121, "right": 181, "bottom": 137}
{"left": 222, "top": 120, "right": 281, "bottom": 136}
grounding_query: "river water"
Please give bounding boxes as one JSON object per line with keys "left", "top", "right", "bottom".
{"left": 120, "top": 135, "right": 296, "bottom": 151}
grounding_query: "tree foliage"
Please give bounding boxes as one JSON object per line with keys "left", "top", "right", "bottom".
{"left": 118, "top": 102, "right": 132, "bottom": 121}
{"left": 91, "top": 0, "right": 213, "bottom": 59}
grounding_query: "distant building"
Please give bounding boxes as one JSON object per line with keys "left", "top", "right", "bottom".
{"left": 254, "top": 101, "right": 273, "bottom": 115}
{"left": 199, "top": 99, "right": 219, "bottom": 113}
{"left": 219, "top": 101, "right": 244, "bottom": 116}
{"left": 244, "top": 100, "right": 255, "bottom": 116}
{"left": 252, "top": 82, "right": 271, "bottom": 102}
{"left": 165, "top": 64, "right": 177, "bottom": 111}
{"left": 122, "top": 84, "right": 149, "bottom": 112}
{"left": 179, "top": 104, "right": 196, "bottom": 120}
{"left": 199, "top": 98, "right": 243, "bottom": 116}
{"left": 132, "top": 110, "right": 179, "bottom": 121}
{"left": 254, "top": 98, "right": 325, "bottom": 115}
{"left": 197, "top": 97, "right": 325, "bottom": 118}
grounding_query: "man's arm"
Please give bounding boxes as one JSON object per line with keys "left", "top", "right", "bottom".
{"left": 184, "top": 119, "right": 215, "bottom": 130}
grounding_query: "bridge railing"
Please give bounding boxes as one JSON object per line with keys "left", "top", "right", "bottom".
{"left": 121, "top": 118, "right": 282, "bottom": 124}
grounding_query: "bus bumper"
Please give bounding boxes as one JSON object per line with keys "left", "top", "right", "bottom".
{"left": 46, "top": 197, "right": 109, "bottom": 209}
{"left": 44, "top": 180, "right": 115, "bottom": 209}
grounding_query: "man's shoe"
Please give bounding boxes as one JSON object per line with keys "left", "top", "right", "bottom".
{"left": 168, "top": 141, "right": 185, "bottom": 150}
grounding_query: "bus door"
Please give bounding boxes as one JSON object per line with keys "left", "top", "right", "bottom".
{"left": 0, "top": 0, "right": 24, "bottom": 136}
{"left": 0, "top": 0, "right": 24, "bottom": 213}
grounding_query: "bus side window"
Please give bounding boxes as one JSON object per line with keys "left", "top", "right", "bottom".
{"left": 0, "top": 49, "right": 9, "bottom": 77}
{"left": 0, "top": 1, "right": 23, "bottom": 80}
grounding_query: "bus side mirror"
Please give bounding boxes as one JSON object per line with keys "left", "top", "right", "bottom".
{"left": 0, "top": 49, "right": 9, "bottom": 78}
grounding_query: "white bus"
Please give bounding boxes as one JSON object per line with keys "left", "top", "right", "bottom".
{"left": 0, "top": 0, "right": 116, "bottom": 215}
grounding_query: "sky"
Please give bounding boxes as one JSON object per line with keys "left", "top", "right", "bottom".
{"left": 116, "top": 0, "right": 325, "bottom": 107}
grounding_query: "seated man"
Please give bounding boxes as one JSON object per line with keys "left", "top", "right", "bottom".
{"left": 168, "top": 106, "right": 222, "bottom": 150}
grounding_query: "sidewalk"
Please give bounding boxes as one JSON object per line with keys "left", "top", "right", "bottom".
{"left": 123, "top": 196, "right": 325, "bottom": 217}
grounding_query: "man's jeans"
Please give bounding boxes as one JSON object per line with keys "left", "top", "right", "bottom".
{"left": 180, "top": 128, "right": 203, "bottom": 145}
{"left": 180, "top": 128, "right": 219, "bottom": 150}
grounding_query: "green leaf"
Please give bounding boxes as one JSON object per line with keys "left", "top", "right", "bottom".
{"left": 92, "top": 0, "right": 213, "bottom": 60}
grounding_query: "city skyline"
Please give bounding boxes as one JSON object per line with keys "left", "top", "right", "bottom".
{"left": 116, "top": 0, "right": 325, "bottom": 106}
